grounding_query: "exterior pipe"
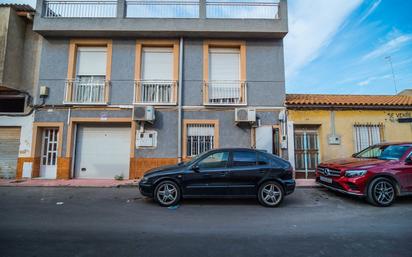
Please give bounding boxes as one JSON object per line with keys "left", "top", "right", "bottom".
{"left": 177, "top": 37, "right": 184, "bottom": 162}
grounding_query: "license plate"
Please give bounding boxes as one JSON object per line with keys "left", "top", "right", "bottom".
{"left": 320, "top": 176, "right": 332, "bottom": 184}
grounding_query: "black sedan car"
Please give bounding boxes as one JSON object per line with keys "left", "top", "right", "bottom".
{"left": 139, "top": 148, "right": 295, "bottom": 207}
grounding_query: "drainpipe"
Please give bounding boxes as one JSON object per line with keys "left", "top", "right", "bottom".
{"left": 177, "top": 37, "right": 184, "bottom": 162}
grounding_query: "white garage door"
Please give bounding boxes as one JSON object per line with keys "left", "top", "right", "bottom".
{"left": 75, "top": 124, "right": 131, "bottom": 179}
{"left": 0, "top": 127, "right": 21, "bottom": 179}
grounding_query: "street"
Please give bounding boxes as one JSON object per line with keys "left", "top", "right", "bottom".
{"left": 1, "top": 187, "right": 412, "bottom": 257}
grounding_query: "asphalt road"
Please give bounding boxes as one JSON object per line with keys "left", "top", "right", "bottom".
{"left": 1, "top": 186, "right": 411, "bottom": 257}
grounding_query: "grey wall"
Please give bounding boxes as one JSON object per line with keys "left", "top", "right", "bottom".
{"left": 39, "top": 38, "right": 285, "bottom": 107}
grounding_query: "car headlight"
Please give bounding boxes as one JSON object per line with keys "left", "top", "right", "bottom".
{"left": 140, "top": 177, "right": 149, "bottom": 183}
{"left": 345, "top": 170, "right": 368, "bottom": 178}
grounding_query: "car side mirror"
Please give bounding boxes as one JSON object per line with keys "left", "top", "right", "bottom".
{"left": 405, "top": 156, "right": 412, "bottom": 165}
{"left": 191, "top": 165, "right": 200, "bottom": 172}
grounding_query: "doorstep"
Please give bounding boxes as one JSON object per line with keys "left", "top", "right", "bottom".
{"left": 295, "top": 179, "right": 320, "bottom": 188}
{"left": 0, "top": 179, "right": 139, "bottom": 188}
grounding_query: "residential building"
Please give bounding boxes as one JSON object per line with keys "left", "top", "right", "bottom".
{"left": 0, "top": 4, "right": 41, "bottom": 179}
{"left": 285, "top": 94, "right": 412, "bottom": 179}
{"left": 18, "top": 0, "right": 288, "bottom": 179}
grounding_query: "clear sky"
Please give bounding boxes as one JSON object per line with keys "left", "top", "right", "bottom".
{"left": 1, "top": 0, "right": 411, "bottom": 95}
{"left": 285, "top": 0, "right": 412, "bottom": 95}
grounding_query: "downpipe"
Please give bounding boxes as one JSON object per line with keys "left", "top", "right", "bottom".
{"left": 177, "top": 37, "right": 184, "bottom": 162}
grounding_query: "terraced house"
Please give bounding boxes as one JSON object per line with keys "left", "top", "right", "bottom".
{"left": 16, "top": 0, "right": 289, "bottom": 180}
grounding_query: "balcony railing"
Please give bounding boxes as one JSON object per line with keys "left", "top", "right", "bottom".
{"left": 64, "top": 79, "right": 110, "bottom": 104}
{"left": 203, "top": 81, "right": 247, "bottom": 106}
{"left": 206, "top": 1, "right": 279, "bottom": 19}
{"left": 126, "top": 0, "right": 199, "bottom": 18}
{"left": 43, "top": 1, "right": 117, "bottom": 18}
{"left": 41, "top": 0, "right": 280, "bottom": 19}
{"left": 134, "top": 80, "right": 178, "bottom": 105}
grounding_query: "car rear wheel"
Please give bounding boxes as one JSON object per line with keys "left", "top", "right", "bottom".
{"left": 154, "top": 180, "right": 181, "bottom": 207}
{"left": 367, "top": 177, "right": 396, "bottom": 207}
{"left": 258, "top": 181, "right": 284, "bottom": 207}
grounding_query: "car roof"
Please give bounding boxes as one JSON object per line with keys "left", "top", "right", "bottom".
{"left": 210, "top": 148, "right": 262, "bottom": 152}
{"left": 375, "top": 142, "right": 412, "bottom": 147}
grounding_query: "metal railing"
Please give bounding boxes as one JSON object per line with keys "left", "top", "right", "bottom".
{"left": 203, "top": 81, "right": 247, "bottom": 105}
{"left": 126, "top": 0, "right": 199, "bottom": 18}
{"left": 64, "top": 79, "right": 110, "bottom": 104}
{"left": 206, "top": 0, "right": 279, "bottom": 19}
{"left": 43, "top": 1, "right": 117, "bottom": 18}
{"left": 134, "top": 80, "right": 178, "bottom": 104}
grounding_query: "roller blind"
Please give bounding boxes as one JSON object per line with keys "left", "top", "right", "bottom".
{"left": 209, "top": 48, "right": 240, "bottom": 81}
{"left": 142, "top": 47, "right": 173, "bottom": 80}
{"left": 76, "top": 47, "right": 107, "bottom": 76}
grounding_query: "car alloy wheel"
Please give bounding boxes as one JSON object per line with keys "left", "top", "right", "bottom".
{"left": 155, "top": 181, "right": 180, "bottom": 207}
{"left": 258, "top": 181, "right": 284, "bottom": 207}
{"left": 367, "top": 177, "right": 396, "bottom": 207}
{"left": 373, "top": 181, "right": 395, "bottom": 205}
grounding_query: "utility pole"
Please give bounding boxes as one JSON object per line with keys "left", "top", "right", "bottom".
{"left": 385, "top": 56, "right": 398, "bottom": 94}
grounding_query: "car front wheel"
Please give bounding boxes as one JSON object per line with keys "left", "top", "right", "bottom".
{"left": 367, "top": 177, "right": 396, "bottom": 207}
{"left": 154, "top": 180, "right": 181, "bottom": 207}
{"left": 258, "top": 181, "right": 284, "bottom": 207}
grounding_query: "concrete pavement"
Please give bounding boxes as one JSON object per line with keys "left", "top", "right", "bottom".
{"left": 0, "top": 187, "right": 411, "bottom": 257}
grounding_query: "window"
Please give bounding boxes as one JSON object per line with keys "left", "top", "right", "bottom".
{"left": 355, "top": 145, "right": 385, "bottom": 158}
{"left": 232, "top": 151, "right": 257, "bottom": 167}
{"left": 184, "top": 120, "right": 219, "bottom": 158}
{"left": 354, "top": 124, "right": 383, "bottom": 152}
{"left": 66, "top": 39, "right": 112, "bottom": 104}
{"left": 142, "top": 47, "right": 173, "bottom": 80}
{"left": 135, "top": 40, "right": 179, "bottom": 104}
{"left": 258, "top": 152, "right": 271, "bottom": 166}
{"left": 203, "top": 40, "right": 246, "bottom": 105}
{"left": 198, "top": 151, "right": 229, "bottom": 169}
{"left": 379, "top": 145, "right": 411, "bottom": 160}
{"left": 76, "top": 47, "right": 107, "bottom": 82}
{"left": 0, "top": 96, "right": 25, "bottom": 113}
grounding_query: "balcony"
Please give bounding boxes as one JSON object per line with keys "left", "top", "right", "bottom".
{"left": 34, "top": 0, "right": 288, "bottom": 38}
{"left": 203, "top": 81, "right": 247, "bottom": 106}
{"left": 134, "top": 80, "right": 178, "bottom": 105}
{"left": 64, "top": 79, "right": 110, "bottom": 105}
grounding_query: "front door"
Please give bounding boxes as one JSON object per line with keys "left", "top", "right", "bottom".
{"left": 183, "top": 151, "right": 230, "bottom": 196}
{"left": 40, "top": 128, "right": 58, "bottom": 179}
{"left": 294, "top": 127, "right": 320, "bottom": 179}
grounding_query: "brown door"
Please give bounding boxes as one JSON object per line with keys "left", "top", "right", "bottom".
{"left": 294, "top": 127, "right": 320, "bottom": 179}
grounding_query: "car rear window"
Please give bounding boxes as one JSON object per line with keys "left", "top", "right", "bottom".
{"left": 232, "top": 151, "right": 257, "bottom": 167}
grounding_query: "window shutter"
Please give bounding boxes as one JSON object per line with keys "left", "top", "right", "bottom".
{"left": 209, "top": 48, "right": 240, "bottom": 81}
{"left": 142, "top": 47, "right": 173, "bottom": 80}
{"left": 76, "top": 47, "right": 107, "bottom": 76}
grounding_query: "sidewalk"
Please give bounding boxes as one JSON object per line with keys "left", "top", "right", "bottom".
{"left": 0, "top": 179, "right": 138, "bottom": 188}
{"left": 1, "top": 178, "right": 319, "bottom": 188}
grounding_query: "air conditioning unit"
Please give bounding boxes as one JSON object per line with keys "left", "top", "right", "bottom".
{"left": 133, "top": 106, "right": 155, "bottom": 122}
{"left": 235, "top": 108, "right": 256, "bottom": 123}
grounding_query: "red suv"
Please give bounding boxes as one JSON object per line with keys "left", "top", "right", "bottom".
{"left": 316, "top": 142, "right": 412, "bottom": 206}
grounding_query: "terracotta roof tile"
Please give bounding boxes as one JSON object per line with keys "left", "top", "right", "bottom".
{"left": 285, "top": 94, "right": 412, "bottom": 108}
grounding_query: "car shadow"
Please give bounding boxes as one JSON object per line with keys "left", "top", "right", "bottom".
{"left": 180, "top": 197, "right": 260, "bottom": 206}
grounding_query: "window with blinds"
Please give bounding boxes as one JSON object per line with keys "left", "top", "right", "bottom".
{"left": 209, "top": 47, "right": 240, "bottom": 81}
{"left": 142, "top": 47, "right": 173, "bottom": 80}
{"left": 186, "top": 123, "right": 215, "bottom": 157}
{"left": 76, "top": 47, "right": 107, "bottom": 80}
{"left": 208, "top": 47, "right": 241, "bottom": 104}
{"left": 354, "top": 124, "right": 383, "bottom": 152}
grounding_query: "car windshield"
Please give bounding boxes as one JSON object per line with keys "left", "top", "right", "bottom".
{"left": 354, "top": 145, "right": 388, "bottom": 158}
{"left": 354, "top": 145, "right": 411, "bottom": 160}
{"left": 378, "top": 145, "right": 411, "bottom": 160}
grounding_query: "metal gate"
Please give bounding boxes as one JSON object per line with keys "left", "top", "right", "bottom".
{"left": 294, "top": 128, "right": 320, "bottom": 179}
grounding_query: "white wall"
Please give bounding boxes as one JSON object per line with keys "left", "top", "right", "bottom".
{"left": 0, "top": 114, "right": 34, "bottom": 157}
